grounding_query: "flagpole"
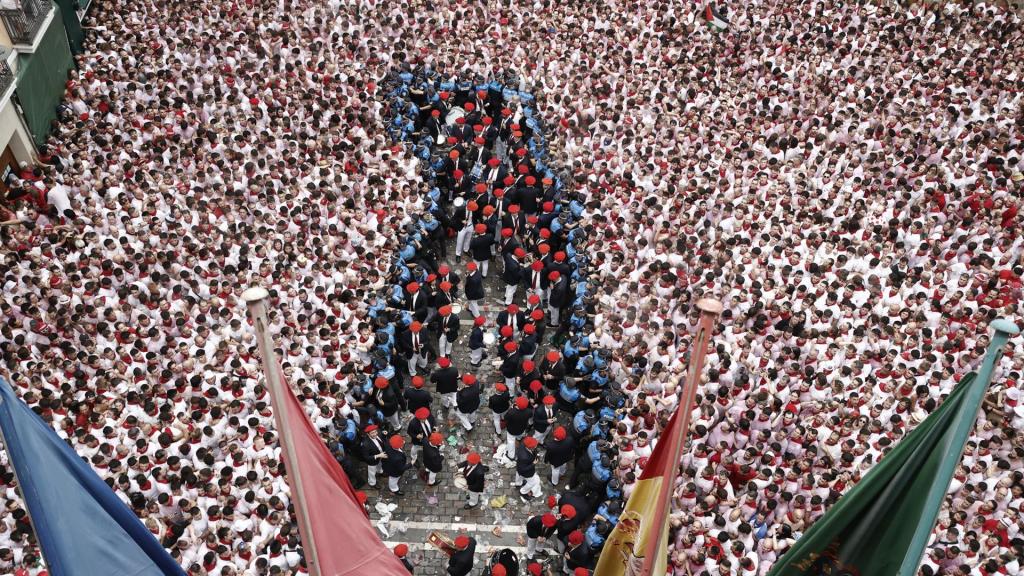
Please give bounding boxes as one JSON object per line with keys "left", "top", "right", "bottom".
{"left": 242, "top": 287, "right": 322, "bottom": 576}
{"left": 897, "top": 317, "right": 1019, "bottom": 575}
{"left": 639, "top": 298, "right": 722, "bottom": 576}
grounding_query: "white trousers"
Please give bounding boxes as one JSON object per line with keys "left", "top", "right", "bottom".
{"left": 533, "top": 429, "right": 548, "bottom": 444}
{"left": 551, "top": 463, "right": 566, "bottom": 486}
{"left": 504, "top": 283, "right": 518, "bottom": 305}
{"left": 456, "top": 226, "right": 473, "bottom": 256}
{"left": 548, "top": 305, "right": 560, "bottom": 326}
{"left": 427, "top": 471, "right": 437, "bottom": 485}
{"left": 474, "top": 259, "right": 490, "bottom": 278}
{"left": 388, "top": 475, "right": 401, "bottom": 493}
{"left": 387, "top": 412, "right": 400, "bottom": 429}
{"left": 442, "top": 392, "right": 457, "bottom": 412}
{"left": 506, "top": 431, "right": 522, "bottom": 457}
{"left": 410, "top": 444, "right": 421, "bottom": 463}
{"left": 467, "top": 489, "right": 482, "bottom": 506}
{"left": 470, "top": 347, "right": 484, "bottom": 365}
{"left": 409, "top": 352, "right": 428, "bottom": 375}
{"left": 367, "top": 464, "right": 380, "bottom": 486}
{"left": 457, "top": 410, "right": 477, "bottom": 431}
{"left": 439, "top": 335, "right": 453, "bottom": 357}
{"left": 468, "top": 299, "right": 482, "bottom": 317}
{"left": 520, "top": 473, "right": 542, "bottom": 497}
{"left": 505, "top": 376, "right": 517, "bottom": 394}
{"left": 491, "top": 412, "right": 504, "bottom": 435}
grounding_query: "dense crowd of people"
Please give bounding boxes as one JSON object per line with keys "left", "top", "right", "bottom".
{"left": 0, "top": 0, "right": 1023, "bottom": 574}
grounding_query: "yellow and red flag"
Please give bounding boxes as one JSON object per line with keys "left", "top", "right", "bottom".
{"left": 594, "top": 407, "right": 683, "bottom": 576}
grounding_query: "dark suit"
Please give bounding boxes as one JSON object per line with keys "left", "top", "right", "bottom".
{"left": 505, "top": 406, "right": 532, "bottom": 436}
{"left": 438, "top": 314, "right": 459, "bottom": 342}
{"left": 461, "top": 462, "right": 488, "bottom": 492}
{"left": 544, "top": 436, "right": 575, "bottom": 467}
{"left": 456, "top": 384, "right": 481, "bottom": 414}
{"left": 502, "top": 254, "right": 524, "bottom": 286}
{"left": 423, "top": 442, "right": 443, "bottom": 473}
{"left": 431, "top": 366, "right": 460, "bottom": 395}
{"left": 532, "top": 404, "right": 556, "bottom": 434}
{"left": 515, "top": 444, "right": 537, "bottom": 478}
{"left": 404, "top": 387, "right": 433, "bottom": 414}
{"left": 469, "top": 233, "right": 494, "bottom": 261}
{"left": 382, "top": 446, "right": 408, "bottom": 477}
{"left": 447, "top": 536, "right": 476, "bottom": 576}
{"left": 465, "top": 270, "right": 485, "bottom": 301}
{"left": 407, "top": 416, "right": 436, "bottom": 446}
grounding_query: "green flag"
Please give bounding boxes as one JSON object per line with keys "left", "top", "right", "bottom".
{"left": 767, "top": 318, "right": 1018, "bottom": 576}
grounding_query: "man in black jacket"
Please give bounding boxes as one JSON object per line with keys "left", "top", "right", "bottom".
{"left": 436, "top": 304, "right": 459, "bottom": 358}
{"left": 383, "top": 434, "right": 409, "bottom": 496}
{"left": 398, "top": 321, "right": 433, "bottom": 376}
{"left": 532, "top": 394, "right": 557, "bottom": 443}
{"left": 369, "top": 376, "right": 401, "bottom": 429}
{"left": 468, "top": 316, "right": 486, "bottom": 367}
{"left": 524, "top": 512, "right": 557, "bottom": 560}
{"left": 461, "top": 452, "right": 488, "bottom": 508}
{"left": 404, "top": 376, "right": 432, "bottom": 415}
{"left": 422, "top": 432, "right": 444, "bottom": 486}
{"left": 360, "top": 425, "right": 387, "bottom": 488}
{"left": 504, "top": 396, "right": 532, "bottom": 457}
{"left": 447, "top": 534, "right": 476, "bottom": 576}
{"left": 502, "top": 247, "right": 525, "bottom": 305}
{"left": 564, "top": 531, "right": 592, "bottom": 573}
{"left": 547, "top": 271, "right": 568, "bottom": 326}
{"left": 544, "top": 426, "right": 575, "bottom": 487}
{"left": 455, "top": 373, "right": 481, "bottom": 431}
{"left": 431, "top": 357, "right": 459, "bottom": 415}
{"left": 407, "top": 407, "right": 435, "bottom": 464}
{"left": 516, "top": 436, "right": 542, "bottom": 499}
{"left": 469, "top": 223, "right": 495, "bottom": 277}
{"left": 488, "top": 382, "right": 510, "bottom": 435}
{"left": 464, "top": 261, "right": 486, "bottom": 318}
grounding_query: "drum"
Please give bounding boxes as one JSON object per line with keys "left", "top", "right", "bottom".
{"left": 450, "top": 303, "right": 464, "bottom": 315}
{"left": 483, "top": 333, "right": 497, "bottom": 346}
{"left": 453, "top": 197, "right": 465, "bottom": 208}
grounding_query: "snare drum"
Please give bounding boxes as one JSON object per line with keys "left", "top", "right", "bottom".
{"left": 483, "top": 333, "right": 497, "bottom": 346}
{"left": 450, "top": 303, "right": 464, "bottom": 316}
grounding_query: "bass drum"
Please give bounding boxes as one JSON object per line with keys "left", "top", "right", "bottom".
{"left": 487, "top": 548, "right": 519, "bottom": 576}
{"left": 483, "top": 332, "right": 497, "bottom": 346}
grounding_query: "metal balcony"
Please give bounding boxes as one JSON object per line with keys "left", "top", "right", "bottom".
{"left": 0, "top": 0, "right": 50, "bottom": 47}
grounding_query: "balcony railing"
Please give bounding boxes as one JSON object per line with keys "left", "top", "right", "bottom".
{"left": 0, "top": 0, "right": 49, "bottom": 46}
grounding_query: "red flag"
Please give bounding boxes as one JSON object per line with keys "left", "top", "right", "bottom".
{"left": 278, "top": 368, "right": 409, "bottom": 576}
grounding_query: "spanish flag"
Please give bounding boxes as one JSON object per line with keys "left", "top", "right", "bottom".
{"left": 593, "top": 407, "right": 684, "bottom": 576}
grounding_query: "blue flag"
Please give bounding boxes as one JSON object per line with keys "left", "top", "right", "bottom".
{"left": 0, "top": 378, "right": 186, "bottom": 576}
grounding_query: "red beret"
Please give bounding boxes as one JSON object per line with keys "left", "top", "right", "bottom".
{"left": 568, "top": 531, "right": 584, "bottom": 546}
{"left": 543, "top": 395, "right": 555, "bottom": 406}
{"left": 374, "top": 377, "right": 389, "bottom": 389}
{"left": 502, "top": 228, "right": 514, "bottom": 238}
{"left": 466, "top": 452, "right": 481, "bottom": 465}
{"left": 528, "top": 564, "right": 543, "bottom": 576}
{"left": 496, "top": 382, "right": 508, "bottom": 392}
{"left": 530, "top": 381, "right": 543, "bottom": 393}
{"left": 475, "top": 224, "right": 487, "bottom": 234}
{"left": 561, "top": 504, "right": 577, "bottom": 518}
{"left": 553, "top": 426, "right": 567, "bottom": 440}
{"left": 462, "top": 374, "right": 477, "bottom": 385}
{"left": 523, "top": 436, "right": 538, "bottom": 449}
{"left": 410, "top": 321, "right": 423, "bottom": 332}
{"left": 390, "top": 435, "right": 404, "bottom": 449}
{"left": 522, "top": 360, "right": 535, "bottom": 371}
{"left": 438, "top": 357, "right": 451, "bottom": 368}
{"left": 500, "top": 325, "right": 514, "bottom": 337}
{"left": 429, "top": 432, "right": 443, "bottom": 446}
{"left": 514, "top": 248, "right": 526, "bottom": 258}
{"left": 454, "top": 535, "right": 470, "bottom": 549}
{"left": 515, "top": 397, "right": 529, "bottom": 410}
{"left": 546, "top": 351, "right": 559, "bottom": 362}
{"left": 504, "top": 341, "right": 518, "bottom": 352}
{"left": 393, "top": 544, "right": 408, "bottom": 557}
{"left": 407, "top": 282, "right": 420, "bottom": 293}
{"left": 492, "top": 566, "right": 506, "bottom": 576}
{"left": 364, "top": 425, "right": 378, "bottom": 433}
{"left": 543, "top": 201, "right": 555, "bottom": 212}
{"left": 542, "top": 513, "right": 557, "bottom": 528}
{"left": 548, "top": 271, "right": 561, "bottom": 281}
{"left": 411, "top": 376, "right": 425, "bottom": 389}
{"left": 431, "top": 110, "right": 441, "bottom": 117}
{"left": 415, "top": 408, "right": 430, "bottom": 419}
{"left": 474, "top": 316, "right": 486, "bottom": 326}
{"left": 488, "top": 158, "right": 500, "bottom": 167}
{"left": 465, "top": 102, "right": 475, "bottom": 111}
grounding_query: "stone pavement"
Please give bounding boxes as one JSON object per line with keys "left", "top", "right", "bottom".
{"left": 364, "top": 245, "right": 575, "bottom": 575}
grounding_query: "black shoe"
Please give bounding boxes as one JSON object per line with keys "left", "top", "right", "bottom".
{"left": 392, "top": 490, "right": 405, "bottom": 496}
{"left": 464, "top": 503, "right": 478, "bottom": 509}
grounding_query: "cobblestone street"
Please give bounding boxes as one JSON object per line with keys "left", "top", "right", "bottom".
{"left": 364, "top": 246, "right": 573, "bottom": 574}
